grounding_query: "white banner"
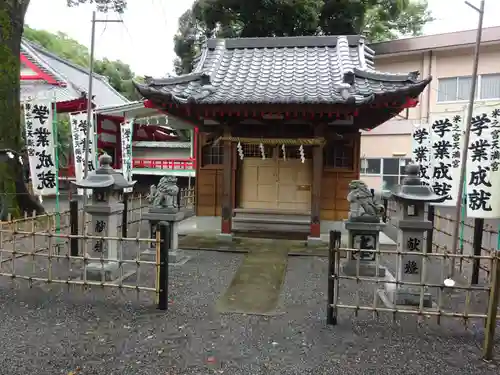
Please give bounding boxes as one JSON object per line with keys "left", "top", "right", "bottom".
{"left": 69, "top": 112, "right": 96, "bottom": 195}
{"left": 411, "top": 123, "right": 432, "bottom": 186}
{"left": 24, "top": 100, "right": 57, "bottom": 196}
{"left": 428, "top": 112, "right": 465, "bottom": 206}
{"left": 121, "top": 120, "right": 133, "bottom": 193}
{"left": 466, "top": 106, "right": 500, "bottom": 218}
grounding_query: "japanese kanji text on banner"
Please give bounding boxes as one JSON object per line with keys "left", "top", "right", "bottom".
{"left": 121, "top": 120, "right": 133, "bottom": 193}
{"left": 411, "top": 123, "right": 432, "bottom": 186}
{"left": 69, "top": 112, "right": 96, "bottom": 195}
{"left": 411, "top": 113, "right": 464, "bottom": 206}
{"left": 466, "top": 106, "right": 500, "bottom": 218}
{"left": 24, "top": 100, "right": 57, "bottom": 196}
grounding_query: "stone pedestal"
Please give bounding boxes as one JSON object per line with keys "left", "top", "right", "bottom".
{"left": 386, "top": 219, "right": 433, "bottom": 307}
{"left": 143, "top": 208, "right": 190, "bottom": 265}
{"left": 342, "top": 221, "right": 386, "bottom": 277}
{"left": 84, "top": 202, "right": 124, "bottom": 281}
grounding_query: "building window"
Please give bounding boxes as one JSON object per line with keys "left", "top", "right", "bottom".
{"left": 324, "top": 141, "right": 353, "bottom": 169}
{"left": 360, "top": 157, "right": 411, "bottom": 191}
{"left": 360, "top": 158, "right": 381, "bottom": 174}
{"left": 437, "top": 74, "right": 500, "bottom": 102}
{"left": 201, "top": 143, "right": 223, "bottom": 166}
{"left": 480, "top": 74, "right": 500, "bottom": 99}
{"left": 243, "top": 144, "right": 275, "bottom": 158}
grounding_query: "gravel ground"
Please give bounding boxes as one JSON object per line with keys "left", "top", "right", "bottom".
{"left": 0, "top": 250, "right": 499, "bottom": 375}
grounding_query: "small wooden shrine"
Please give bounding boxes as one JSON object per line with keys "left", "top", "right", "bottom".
{"left": 134, "top": 35, "right": 431, "bottom": 239}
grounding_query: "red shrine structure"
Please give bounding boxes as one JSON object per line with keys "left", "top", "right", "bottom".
{"left": 133, "top": 35, "right": 431, "bottom": 240}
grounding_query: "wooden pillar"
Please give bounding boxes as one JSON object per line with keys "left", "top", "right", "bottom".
{"left": 310, "top": 124, "right": 324, "bottom": 238}
{"left": 221, "top": 126, "right": 233, "bottom": 234}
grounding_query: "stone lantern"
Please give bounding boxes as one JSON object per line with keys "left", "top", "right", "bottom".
{"left": 381, "top": 164, "right": 445, "bottom": 307}
{"left": 72, "top": 153, "right": 136, "bottom": 281}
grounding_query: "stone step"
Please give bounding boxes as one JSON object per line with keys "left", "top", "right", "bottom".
{"left": 233, "top": 208, "right": 310, "bottom": 216}
{"left": 232, "top": 216, "right": 310, "bottom": 225}
{"left": 232, "top": 221, "right": 310, "bottom": 234}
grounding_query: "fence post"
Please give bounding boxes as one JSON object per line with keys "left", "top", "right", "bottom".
{"left": 483, "top": 254, "right": 500, "bottom": 360}
{"left": 157, "top": 221, "right": 171, "bottom": 310}
{"left": 69, "top": 199, "right": 78, "bottom": 256}
{"left": 382, "top": 198, "right": 388, "bottom": 223}
{"left": 327, "top": 230, "right": 341, "bottom": 325}
{"left": 471, "top": 218, "right": 485, "bottom": 285}
{"left": 122, "top": 192, "right": 129, "bottom": 238}
{"left": 426, "top": 204, "right": 435, "bottom": 254}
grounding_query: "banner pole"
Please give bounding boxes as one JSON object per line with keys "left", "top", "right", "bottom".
{"left": 52, "top": 92, "right": 60, "bottom": 235}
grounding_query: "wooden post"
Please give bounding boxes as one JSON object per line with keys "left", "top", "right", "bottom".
{"left": 471, "top": 218, "right": 484, "bottom": 285}
{"left": 483, "top": 253, "right": 500, "bottom": 360}
{"left": 221, "top": 126, "right": 233, "bottom": 234}
{"left": 426, "top": 204, "right": 435, "bottom": 254}
{"left": 310, "top": 125, "right": 324, "bottom": 238}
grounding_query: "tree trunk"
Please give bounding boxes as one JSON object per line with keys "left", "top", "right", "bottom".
{"left": 0, "top": 0, "right": 31, "bottom": 218}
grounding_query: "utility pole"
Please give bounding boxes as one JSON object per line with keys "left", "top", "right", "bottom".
{"left": 449, "top": 0, "right": 485, "bottom": 278}
{"left": 82, "top": 11, "right": 122, "bottom": 200}
{"left": 83, "top": 10, "right": 96, "bottom": 182}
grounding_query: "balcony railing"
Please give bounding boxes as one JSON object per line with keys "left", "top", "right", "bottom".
{"left": 58, "top": 158, "right": 195, "bottom": 179}
{"left": 132, "top": 158, "right": 195, "bottom": 170}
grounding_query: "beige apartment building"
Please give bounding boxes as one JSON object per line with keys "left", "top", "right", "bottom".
{"left": 361, "top": 26, "right": 500, "bottom": 191}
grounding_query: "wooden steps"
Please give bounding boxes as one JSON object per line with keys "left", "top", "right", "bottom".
{"left": 232, "top": 208, "right": 311, "bottom": 239}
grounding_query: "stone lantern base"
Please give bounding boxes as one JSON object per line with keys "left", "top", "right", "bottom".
{"left": 143, "top": 208, "right": 191, "bottom": 265}
{"left": 378, "top": 271, "right": 433, "bottom": 308}
{"left": 86, "top": 261, "right": 120, "bottom": 282}
{"left": 342, "top": 221, "right": 386, "bottom": 277}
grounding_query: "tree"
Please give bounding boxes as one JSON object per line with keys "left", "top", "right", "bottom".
{"left": 173, "top": 0, "right": 433, "bottom": 74}
{"left": 23, "top": 25, "right": 141, "bottom": 100}
{"left": 0, "top": 0, "right": 127, "bottom": 217}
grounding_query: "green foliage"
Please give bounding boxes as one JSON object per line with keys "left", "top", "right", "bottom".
{"left": 66, "top": 0, "right": 127, "bottom": 13}
{"left": 173, "top": 0, "right": 433, "bottom": 74}
{"left": 23, "top": 26, "right": 141, "bottom": 100}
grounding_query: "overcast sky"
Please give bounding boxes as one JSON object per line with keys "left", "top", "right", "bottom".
{"left": 25, "top": 0, "right": 500, "bottom": 78}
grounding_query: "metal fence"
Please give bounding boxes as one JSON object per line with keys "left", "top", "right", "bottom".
{"left": 0, "top": 188, "right": 195, "bottom": 309}
{"left": 327, "top": 230, "right": 500, "bottom": 361}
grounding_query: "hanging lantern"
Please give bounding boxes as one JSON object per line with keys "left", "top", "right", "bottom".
{"left": 281, "top": 144, "right": 286, "bottom": 161}
{"left": 237, "top": 142, "right": 244, "bottom": 160}
{"left": 259, "top": 142, "right": 266, "bottom": 160}
{"left": 299, "top": 144, "right": 305, "bottom": 163}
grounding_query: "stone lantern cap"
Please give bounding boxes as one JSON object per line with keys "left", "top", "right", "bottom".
{"left": 391, "top": 164, "right": 446, "bottom": 203}
{"left": 72, "top": 153, "right": 136, "bottom": 190}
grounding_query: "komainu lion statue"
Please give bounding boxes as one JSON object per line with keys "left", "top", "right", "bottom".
{"left": 147, "top": 175, "right": 179, "bottom": 210}
{"left": 347, "top": 180, "right": 384, "bottom": 223}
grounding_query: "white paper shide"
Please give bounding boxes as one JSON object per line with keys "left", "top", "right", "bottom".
{"left": 428, "top": 113, "right": 464, "bottom": 206}
{"left": 466, "top": 106, "right": 500, "bottom": 218}
{"left": 411, "top": 123, "right": 432, "bottom": 185}
{"left": 121, "top": 120, "right": 133, "bottom": 193}
{"left": 24, "top": 100, "right": 57, "bottom": 196}
{"left": 69, "top": 112, "right": 96, "bottom": 195}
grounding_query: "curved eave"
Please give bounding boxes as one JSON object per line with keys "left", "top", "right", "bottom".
{"left": 133, "top": 76, "right": 432, "bottom": 107}
{"left": 357, "top": 76, "right": 432, "bottom": 106}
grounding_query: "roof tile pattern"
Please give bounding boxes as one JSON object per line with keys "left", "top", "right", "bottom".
{"left": 135, "top": 35, "right": 431, "bottom": 105}
{"left": 20, "top": 39, "right": 129, "bottom": 107}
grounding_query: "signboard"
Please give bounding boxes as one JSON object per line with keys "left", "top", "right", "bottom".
{"left": 121, "top": 120, "right": 134, "bottom": 193}
{"left": 466, "top": 106, "right": 500, "bottom": 218}
{"left": 411, "top": 113, "right": 465, "bottom": 206}
{"left": 411, "top": 123, "right": 432, "bottom": 185}
{"left": 24, "top": 100, "right": 57, "bottom": 196}
{"left": 69, "top": 112, "right": 96, "bottom": 195}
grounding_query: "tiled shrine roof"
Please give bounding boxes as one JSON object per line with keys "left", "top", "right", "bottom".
{"left": 134, "top": 35, "right": 431, "bottom": 106}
